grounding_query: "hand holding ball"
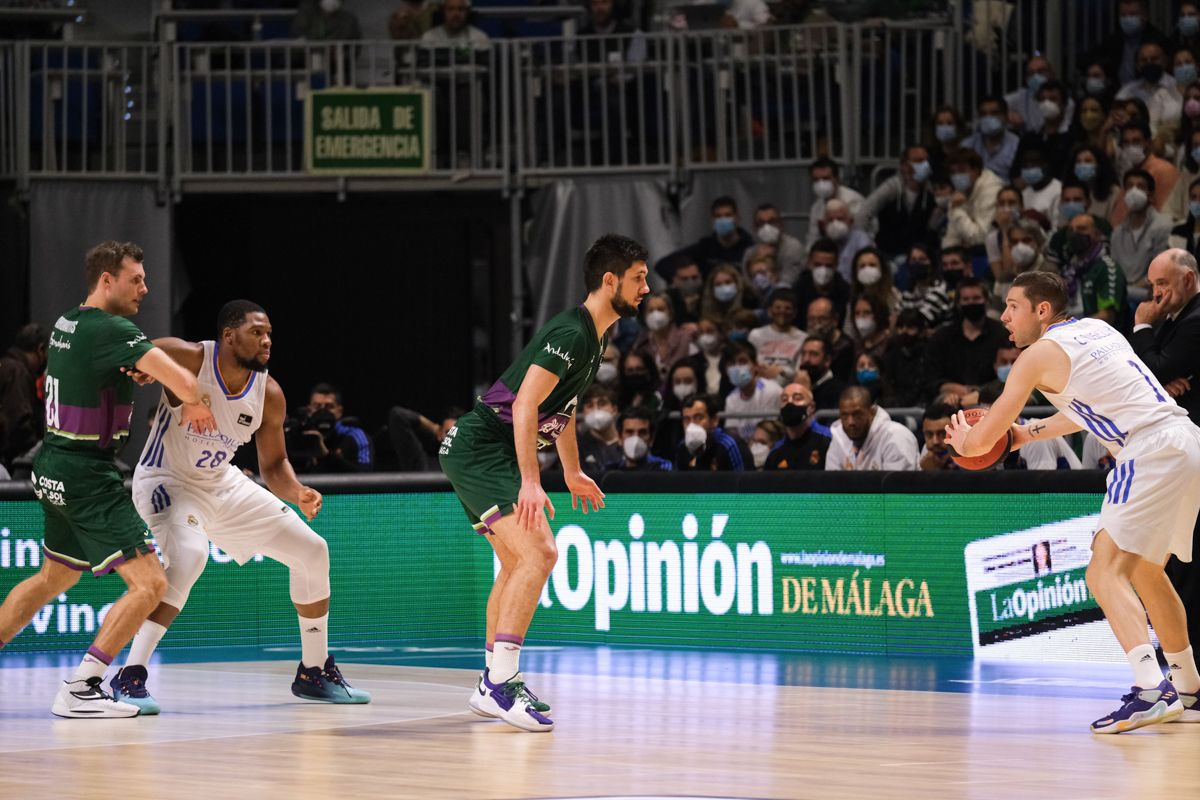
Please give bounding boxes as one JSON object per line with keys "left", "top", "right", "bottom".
{"left": 946, "top": 407, "right": 1012, "bottom": 470}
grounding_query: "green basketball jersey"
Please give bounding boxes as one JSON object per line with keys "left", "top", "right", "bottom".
{"left": 478, "top": 306, "right": 606, "bottom": 448}
{"left": 43, "top": 306, "right": 155, "bottom": 454}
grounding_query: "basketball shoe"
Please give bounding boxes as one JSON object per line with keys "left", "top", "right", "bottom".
{"left": 469, "top": 670, "right": 551, "bottom": 718}
{"left": 51, "top": 676, "right": 140, "bottom": 718}
{"left": 469, "top": 669, "right": 554, "bottom": 732}
{"left": 110, "top": 665, "right": 161, "bottom": 715}
{"left": 291, "top": 655, "right": 371, "bottom": 704}
{"left": 1166, "top": 672, "right": 1200, "bottom": 722}
{"left": 1091, "top": 679, "right": 1184, "bottom": 733}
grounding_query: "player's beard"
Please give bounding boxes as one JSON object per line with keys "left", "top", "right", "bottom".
{"left": 237, "top": 353, "right": 269, "bottom": 373}
{"left": 610, "top": 283, "right": 639, "bottom": 319}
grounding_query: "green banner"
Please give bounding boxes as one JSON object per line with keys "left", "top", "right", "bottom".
{"left": 306, "top": 88, "right": 430, "bottom": 174}
{"left": 0, "top": 491, "right": 1112, "bottom": 659}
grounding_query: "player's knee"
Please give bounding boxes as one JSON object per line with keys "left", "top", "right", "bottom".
{"left": 144, "top": 568, "right": 169, "bottom": 603}
{"left": 168, "top": 537, "right": 209, "bottom": 583}
{"left": 308, "top": 535, "right": 330, "bottom": 571}
{"left": 524, "top": 535, "right": 558, "bottom": 575}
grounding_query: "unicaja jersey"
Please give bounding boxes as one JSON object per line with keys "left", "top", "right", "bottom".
{"left": 43, "top": 306, "right": 155, "bottom": 455}
{"left": 478, "top": 306, "right": 606, "bottom": 448}
{"left": 136, "top": 341, "right": 266, "bottom": 481}
{"left": 1040, "top": 317, "right": 1188, "bottom": 455}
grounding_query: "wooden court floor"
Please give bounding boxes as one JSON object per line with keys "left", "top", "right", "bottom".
{"left": 1, "top": 660, "right": 1199, "bottom": 800}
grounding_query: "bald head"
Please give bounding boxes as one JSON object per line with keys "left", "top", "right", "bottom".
{"left": 1148, "top": 248, "right": 1200, "bottom": 314}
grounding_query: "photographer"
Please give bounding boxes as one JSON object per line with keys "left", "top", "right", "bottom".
{"left": 287, "top": 382, "right": 373, "bottom": 473}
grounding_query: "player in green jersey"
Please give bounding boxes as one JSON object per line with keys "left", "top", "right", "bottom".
{"left": 440, "top": 233, "right": 649, "bottom": 732}
{"left": 0, "top": 241, "right": 217, "bottom": 718}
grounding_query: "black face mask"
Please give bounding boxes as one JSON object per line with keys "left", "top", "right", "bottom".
{"left": 780, "top": 403, "right": 809, "bottom": 427}
{"left": 1140, "top": 63, "right": 1165, "bottom": 83}
{"left": 961, "top": 302, "right": 987, "bottom": 322}
{"left": 907, "top": 261, "right": 931, "bottom": 284}
{"left": 942, "top": 269, "right": 963, "bottom": 289}
{"left": 624, "top": 371, "right": 652, "bottom": 390}
{"left": 1068, "top": 232, "right": 1092, "bottom": 255}
{"left": 800, "top": 363, "right": 825, "bottom": 383}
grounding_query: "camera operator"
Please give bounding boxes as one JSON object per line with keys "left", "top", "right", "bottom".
{"left": 286, "top": 382, "right": 373, "bottom": 473}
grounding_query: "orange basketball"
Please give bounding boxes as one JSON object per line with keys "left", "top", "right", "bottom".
{"left": 948, "top": 406, "right": 1012, "bottom": 471}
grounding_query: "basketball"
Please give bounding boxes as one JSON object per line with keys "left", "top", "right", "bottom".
{"left": 948, "top": 407, "right": 1012, "bottom": 470}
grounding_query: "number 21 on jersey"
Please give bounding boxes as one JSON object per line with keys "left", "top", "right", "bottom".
{"left": 44, "top": 375, "right": 61, "bottom": 429}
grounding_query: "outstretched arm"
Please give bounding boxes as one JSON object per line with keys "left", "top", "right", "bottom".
{"left": 133, "top": 341, "right": 216, "bottom": 434}
{"left": 256, "top": 377, "right": 322, "bottom": 520}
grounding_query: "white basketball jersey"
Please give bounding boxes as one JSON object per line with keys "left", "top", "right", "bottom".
{"left": 1039, "top": 317, "right": 1188, "bottom": 455}
{"left": 136, "top": 341, "right": 267, "bottom": 482}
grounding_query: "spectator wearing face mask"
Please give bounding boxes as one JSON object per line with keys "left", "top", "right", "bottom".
{"left": 743, "top": 250, "right": 783, "bottom": 310}
{"left": 805, "top": 157, "right": 865, "bottom": 250}
{"left": 1085, "top": 0, "right": 1169, "bottom": 87}
{"left": 819, "top": 199, "right": 874, "bottom": 282}
{"left": 743, "top": 420, "right": 781, "bottom": 470}
{"left": 881, "top": 309, "right": 932, "bottom": 407}
{"left": 618, "top": 350, "right": 661, "bottom": 414}
{"left": 1112, "top": 168, "right": 1173, "bottom": 302}
{"left": 664, "top": 257, "right": 705, "bottom": 327}
{"left": 898, "top": 244, "right": 953, "bottom": 328}
{"left": 1069, "top": 144, "right": 1123, "bottom": 220}
{"left": 744, "top": 203, "right": 805, "bottom": 286}
{"left": 674, "top": 393, "right": 751, "bottom": 472}
{"left": 924, "top": 277, "right": 1011, "bottom": 397}
{"left": 985, "top": 186, "right": 1025, "bottom": 280}
{"left": 961, "top": 95, "right": 1021, "bottom": 179}
{"left": 1166, "top": 128, "right": 1200, "bottom": 225}
{"left": 804, "top": 296, "right": 854, "bottom": 381}
{"left": 942, "top": 149, "right": 1005, "bottom": 250}
{"left": 748, "top": 288, "right": 807, "bottom": 384}
{"left": 700, "top": 263, "right": 749, "bottom": 330}
{"left": 688, "top": 316, "right": 733, "bottom": 398}
{"left": 850, "top": 295, "right": 891, "bottom": 364}
{"left": 1006, "top": 55, "right": 1075, "bottom": 136}
{"left": 1013, "top": 81, "right": 1075, "bottom": 177}
{"left": 607, "top": 407, "right": 673, "bottom": 472}
{"left": 1047, "top": 212, "right": 1128, "bottom": 325}
{"left": 847, "top": 246, "right": 901, "bottom": 328}
{"left": 795, "top": 239, "right": 851, "bottom": 327}
{"left": 1115, "top": 40, "right": 1182, "bottom": 139}
{"left": 576, "top": 384, "right": 623, "bottom": 476}
{"left": 1175, "top": 3, "right": 1200, "bottom": 57}
{"left": 1072, "top": 94, "right": 1111, "bottom": 153}
{"left": 655, "top": 359, "right": 703, "bottom": 459}
{"left": 857, "top": 144, "right": 940, "bottom": 261}
{"left": 938, "top": 246, "right": 971, "bottom": 299}
{"left": 595, "top": 342, "right": 622, "bottom": 391}
{"left": 1112, "top": 121, "right": 1179, "bottom": 219}
{"left": 632, "top": 293, "right": 695, "bottom": 383}
{"left": 291, "top": 0, "right": 362, "bottom": 40}
{"left": 764, "top": 382, "right": 829, "bottom": 470}
{"left": 798, "top": 335, "right": 846, "bottom": 411}
{"left": 927, "top": 105, "right": 965, "bottom": 171}
{"left": 1169, "top": 177, "right": 1200, "bottom": 257}
{"left": 852, "top": 351, "right": 888, "bottom": 404}
{"left": 657, "top": 195, "right": 754, "bottom": 282}
{"left": 1016, "top": 148, "right": 1063, "bottom": 219}
{"left": 826, "top": 386, "right": 918, "bottom": 471}
{"left": 992, "top": 216, "right": 1049, "bottom": 310}
{"left": 723, "top": 340, "right": 782, "bottom": 441}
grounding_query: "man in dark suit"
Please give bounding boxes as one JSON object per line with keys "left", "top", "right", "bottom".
{"left": 1131, "top": 248, "right": 1200, "bottom": 649}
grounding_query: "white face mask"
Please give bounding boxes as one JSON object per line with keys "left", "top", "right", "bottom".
{"left": 1037, "top": 99, "right": 1062, "bottom": 120}
{"left": 812, "top": 266, "right": 834, "bottom": 285}
{"left": 855, "top": 315, "right": 877, "bottom": 337}
{"left": 697, "top": 332, "right": 721, "bottom": 352}
{"left": 1011, "top": 241, "right": 1037, "bottom": 267}
{"left": 319, "top": 0, "right": 341, "bottom": 12}
{"left": 645, "top": 309, "right": 670, "bottom": 332}
{"left": 1120, "top": 145, "right": 1146, "bottom": 170}
{"left": 1124, "top": 186, "right": 1149, "bottom": 211}
{"left": 857, "top": 265, "right": 882, "bottom": 285}
{"left": 749, "top": 441, "right": 770, "bottom": 468}
{"left": 684, "top": 423, "right": 708, "bottom": 452}
{"left": 596, "top": 361, "right": 618, "bottom": 384}
{"left": 623, "top": 435, "right": 648, "bottom": 461}
{"left": 813, "top": 179, "right": 835, "bottom": 199}
{"left": 756, "top": 223, "right": 780, "bottom": 244}
{"left": 825, "top": 219, "right": 850, "bottom": 241}
{"left": 672, "top": 381, "right": 697, "bottom": 401}
{"left": 584, "top": 408, "right": 615, "bottom": 432}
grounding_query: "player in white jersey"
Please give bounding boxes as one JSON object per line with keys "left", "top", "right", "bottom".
{"left": 109, "top": 300, "right": 369, "bottom": 713}
{"left": 946, "top": 267, "right": 1200, "bottom": 733}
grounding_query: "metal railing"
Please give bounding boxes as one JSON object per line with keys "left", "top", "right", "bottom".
{"left": 0, "top": 5, "right": 1170, "bottom": 191}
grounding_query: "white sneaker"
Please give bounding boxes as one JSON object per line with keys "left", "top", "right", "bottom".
{"left": 51, "top": 677, "right": 141, "bottom": 718}
{"left": 467, "top": 673, "right": 496, "bottom": 718}
{"left": 475, "top": 669, "right": 554, "bottom": 733}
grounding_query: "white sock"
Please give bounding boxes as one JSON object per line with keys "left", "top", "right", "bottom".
{"left": 490, "top": 635, "right": 522, "bottom": 683}
{"left": 125, "top": 620, "right": 168, "bottom": 668}
{"left": 485, "top": 645, "right": 493, "bottom": 670}
{"left": 1165, "top": 646, "right": 1200, "bottom": 693}
{"left": 72, "top": 646, "right": 111, "bottom": 682}
{"left": 299, "top": 613, "right": 329, "bottom": 669}
{"left": 1127, "top": 643, "right": 1163, "bottom": 688}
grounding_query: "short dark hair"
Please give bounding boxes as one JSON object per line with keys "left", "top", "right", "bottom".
{"left": 895, "top": 308, "right": 927, "bottom": 329}
{"left": 946, "top": 149, "right": 983, "bottom": 172}
{"left": 808, "top": 238, "right": 839, "bottom": 258}
{"left": 12, "top": 322, "right": 48, "bottom": 353}
{"left": 958, "top": 276, "right": 986, "bottom": 295}
{"left": 727, "top": 340, "right": 758, "bottom": 362}
{"left": 85, "top": 241, "right": 144, "bottom": 292}
{"left": 810, "top": 156, "right": 840, "bottom": 176}
{"left": 683, "top": 392, "right": 721, "bottom": 418}
{"left": 1123, "top": 167, "right": 1156, "bottom": 194}
{"left": 840, "top": 385, "right": 873, "bottom": 407}
{"left": 941, "top": 245, "right": 968, "bottom": 262}
{"left": 216, "top": 299, "right": 266, "bottom": 338}
{"left": 766, "top": 287, "right": 798, "bottom": 308}
{"left": 582, "top": 234, "right": 649, "bottom": 293}
{"left": 1036, "top": 79, "right": 1067, "bottom": 100}
{"left": 711, "top": 195, "right": 738, "bottom": 214}
{"left": 977, "top": 381, "right": 1006, "bottom": 405}
{"left": 978, "top": 93, "right": 1009, "bottom": 115}
{"left": 618, "top": 405, "right": 656, "bottom": 434}
{"left": 804, "top": 334, "right": 830, "bottom": 359}
{"left": 1012, "top": 270, "right": 1069, "bottom": 315}
{"left": 309, "top": 382, "right": 343, "bottom": 404}
{"left": 923, "top": 400, "right": 959, "bottom": 423}
{"left": 1121, "top": 120, "right": 1152, "bottom": 142}
{"left": 581, "top": 382, "right": 618, "bottom": 406}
